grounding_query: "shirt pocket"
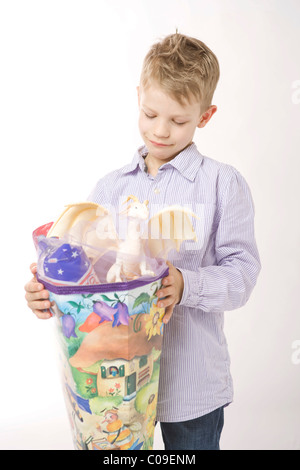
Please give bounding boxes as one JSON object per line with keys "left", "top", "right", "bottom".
{"left": 169, "top": 203, "right": 217, "bottom": 263}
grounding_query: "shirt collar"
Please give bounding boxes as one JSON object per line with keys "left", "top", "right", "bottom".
{"left": 121, "top": 142, "right": 203, "bottom": 181}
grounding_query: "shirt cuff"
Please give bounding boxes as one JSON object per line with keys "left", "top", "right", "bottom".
{"left": 176, "top": 267, "right": 201, "bottom": 308}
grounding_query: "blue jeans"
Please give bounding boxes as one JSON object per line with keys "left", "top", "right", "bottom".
{"left": 160, "top": 406, "right": 224, "bottom": 450}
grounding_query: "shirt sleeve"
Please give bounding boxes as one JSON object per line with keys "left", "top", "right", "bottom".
{"left": 87, "top": 177, "right": 109, "bottom": 205}
{"left": 87, "top": 178, "right": 106, "bottom": 205}
{"left": 177, "top": 170, "right": 261, "bottom": 313}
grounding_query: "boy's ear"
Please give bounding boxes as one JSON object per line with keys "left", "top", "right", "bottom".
{"left": 197, "top": 105, "right": 217, "bottom": 128}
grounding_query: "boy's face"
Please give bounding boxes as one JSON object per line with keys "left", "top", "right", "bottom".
{"left": 137, "top": 81, "right": 216, "bottom": 168}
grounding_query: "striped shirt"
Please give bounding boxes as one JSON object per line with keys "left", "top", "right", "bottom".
{"left": 88, "top": 142, "right": 261, "bottom": 422}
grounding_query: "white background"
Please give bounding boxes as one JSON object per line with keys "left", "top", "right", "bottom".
{"left": 0, "top": 0, "right": 299, "bottom": 450}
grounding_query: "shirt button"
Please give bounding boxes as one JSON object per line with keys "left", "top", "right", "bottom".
{"left": 154, "top": 188, "right": 160, "bottom": 194}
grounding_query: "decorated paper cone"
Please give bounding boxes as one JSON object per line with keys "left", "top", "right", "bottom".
{"left": 41, "top": 269, "right": 167, "bottom": 450}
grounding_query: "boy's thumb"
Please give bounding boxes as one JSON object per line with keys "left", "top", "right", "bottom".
{"left": 30, "top": 263, "right": 37, "bottom": 274}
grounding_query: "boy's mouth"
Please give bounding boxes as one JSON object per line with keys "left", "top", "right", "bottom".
{"left": 149, "top": 140, "right": 170, "bottom": 147}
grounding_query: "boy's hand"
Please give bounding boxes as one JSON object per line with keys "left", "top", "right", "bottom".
{"left": 24, "top": 263, "right": 52, "bottom": 319}
{"left": 156, "top": 260, "right": 184, "bottom": 324}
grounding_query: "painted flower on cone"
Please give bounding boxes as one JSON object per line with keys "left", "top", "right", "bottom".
{"left": 93, "top": 301, "right": 116, "bottom": 322}
{"left": 145, "top": 303, "right": 164, "bottom": 340}
{"left": 61, "top": 314, "right": 77, "bottom": 338}
{"left": 94, "top": 300, "right": 129, "bottom": 326}
{"left": 112, "top": 302, "right": 129, "bottom": 327}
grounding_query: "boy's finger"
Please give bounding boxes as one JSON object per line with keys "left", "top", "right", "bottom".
{"left": 25, "top": 291, "right": 49, "bottom": 309}
{"left": 157, "top": 286, "right": 174, "bottom": 298}
{"left": 163, "top": 305, "right": 174, "bottom": 324}
{"left": 25, "top": 280, "right": 44, "bottom": 293}
{"left": 28, "top": 299, "right": 51, "bottom": 310}
{"left": 26, "top": 289, "right": 49, "bottom": 303}
{"left": 157, "top": 296, "right": 170, "bottom": 309}
{"left": 33, "top": 309, "right": 52, "bottom": 319}
{"left": 162, "top": 275, "right": 174, "bottom": 286}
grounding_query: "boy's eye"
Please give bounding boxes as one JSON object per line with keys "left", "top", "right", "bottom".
{"left": 143, "top": 110, "right": 187, "bottom": 125}
{"left": 144, "top": 112, "right": 155, "bottom": 119}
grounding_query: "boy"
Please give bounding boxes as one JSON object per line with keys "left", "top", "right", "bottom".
{"left": 25, "top": 33, "right": 261, "bottom": 450}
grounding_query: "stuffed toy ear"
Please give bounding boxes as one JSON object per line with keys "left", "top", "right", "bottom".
{"left": 47, "top": 202, "right": 119, "bottom": 263}
{"left": 144, "top": 205, "right": 199, "bottom": 259}
{"left": 47, "top": 202, "right": 102, "bottom": 239}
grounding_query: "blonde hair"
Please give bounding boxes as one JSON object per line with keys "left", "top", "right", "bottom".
{"left": 140, "top": 33, "right": 220, "bottom": 112}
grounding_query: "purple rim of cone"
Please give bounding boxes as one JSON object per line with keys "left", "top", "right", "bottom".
{"left": 36, "top": 267, "right": 169, "bottom": 295}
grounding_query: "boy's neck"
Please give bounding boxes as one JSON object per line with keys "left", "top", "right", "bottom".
{"left": 143, "top": 142, "right": 194, "bottom": 177}
{"left": 144, "top": 154, "right": 160, "bottom": 177}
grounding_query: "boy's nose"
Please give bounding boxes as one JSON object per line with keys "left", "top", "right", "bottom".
{"left": 153, "top": 121, "right": 170, "bottom": 138}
